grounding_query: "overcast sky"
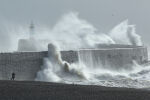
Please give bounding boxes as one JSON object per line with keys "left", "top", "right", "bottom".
{"left": 0, "top": 0, "right": 150, "bottom": 45}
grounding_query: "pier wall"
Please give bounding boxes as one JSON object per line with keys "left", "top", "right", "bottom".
{"left": 0, "top": 46, "right": 148, "bottom": 80}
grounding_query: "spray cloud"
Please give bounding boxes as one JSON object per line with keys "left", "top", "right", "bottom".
{"left": 17, "top": 14, "right": 143, "bottom": 51}
{"left": 109, "top": 20, "right": 142, "bottom": 46}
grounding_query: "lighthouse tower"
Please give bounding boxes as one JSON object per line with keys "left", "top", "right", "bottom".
{"left": 29, "top": 21, "right": 35, "bottom": 38}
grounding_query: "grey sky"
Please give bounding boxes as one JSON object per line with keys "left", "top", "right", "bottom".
{"left": 0, "top": 0, "right": 150, "bottom": 44}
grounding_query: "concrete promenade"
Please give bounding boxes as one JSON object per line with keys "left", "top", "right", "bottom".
{"left": 0, "top": 80, "right": 150, "bottom": 100}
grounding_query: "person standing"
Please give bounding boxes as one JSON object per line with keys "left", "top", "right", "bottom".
{"left": 11, "top": 72, "right": 15, "bottom": 80}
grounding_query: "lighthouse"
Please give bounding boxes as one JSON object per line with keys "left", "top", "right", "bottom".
{"left": 29, "top": 21, "right": 35, "bottom": 38}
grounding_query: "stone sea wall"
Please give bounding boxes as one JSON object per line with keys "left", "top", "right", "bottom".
{"left": 0, "top": 46, "right": 148, "bottom": 80}
{"left": 0, "top": 51, "right": 78, "bottom": 80}
{"left": 79, "top": 47, "right": 148, "bottom": 70}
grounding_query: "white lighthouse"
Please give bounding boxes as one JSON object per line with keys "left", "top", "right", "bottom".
{"left": 18, "top": 21, "right": 39, "bottom": 51}
{"left": 29, "top": 21, "right": 35, "bottom": 38}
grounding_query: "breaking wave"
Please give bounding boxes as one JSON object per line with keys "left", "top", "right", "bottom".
{"left": 35, "top": 43, "right": 150, "bottom": 88}
{"left": 33, "top": 12, "right": 150, "bottom": 89}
